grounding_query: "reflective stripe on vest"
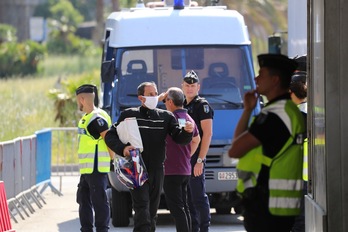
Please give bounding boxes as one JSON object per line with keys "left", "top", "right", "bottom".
{"left": 236, "top": 99, "right": 304, "bottom": 216}
{"left": 236, "top": 146, "right": 262, "bottom": 193}
{"left": 78, "top": 108, "right": 111, "bottom": 174}
{"left": 265, "top": 99, "right": 305, "bottom": 216}
{"left": 269, "top": 197, "right": 302, "bottom": 215}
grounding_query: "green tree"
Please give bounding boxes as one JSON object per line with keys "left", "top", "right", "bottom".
{"left": 49, "top": 0, "right": 84, "bottom": 43}
{"left": 0, "top": 24, "right": 17, "bottom": 43}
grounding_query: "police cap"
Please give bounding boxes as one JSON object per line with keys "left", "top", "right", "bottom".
{"left": 291, "top": 71, "right": 307, "bottom": 84}
{"left": 258, "top": 53, "right": 298, "bottom": 77}
{"left": 293, "top": 55, "right": 307, "bottom": 72}
{"left": 183, "top": 70, "right": 199, "bottom": 84}
{"left": 75, "top": 84, "right": 96, "bottom": 95}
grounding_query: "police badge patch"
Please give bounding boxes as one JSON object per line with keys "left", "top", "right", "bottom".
{"left": 203, "top": 105, "right": 210, "bottom": 113}
{"left": 97, "top": 118, "right": 105, "bottom": 126}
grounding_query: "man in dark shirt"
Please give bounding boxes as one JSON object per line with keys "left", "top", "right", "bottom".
{"left": 105, "top": 82, "right": 193, "bottom": 232}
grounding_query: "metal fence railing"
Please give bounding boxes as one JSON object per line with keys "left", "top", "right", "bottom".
{"left": 0, "top": 127, "right": 79, "bottom": 223}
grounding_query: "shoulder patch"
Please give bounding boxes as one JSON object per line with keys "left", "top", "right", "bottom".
{"left": 97, "top": 118, "right": 105, "bottom": 127}
{"left": 203, "top": 105, "right": 210, "bottom": 113}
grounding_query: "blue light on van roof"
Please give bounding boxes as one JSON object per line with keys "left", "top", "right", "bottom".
{"left": 174, "top": 0, "right": 185, "bottom": 9}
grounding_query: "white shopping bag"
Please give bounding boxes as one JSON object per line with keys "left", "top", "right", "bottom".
{"left": 116, "top": 117, "right": 143, "bottom": 152}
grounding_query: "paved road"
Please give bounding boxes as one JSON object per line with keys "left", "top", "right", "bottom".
{"left": 10, "top": 176, "right": 246, "bottom": 232}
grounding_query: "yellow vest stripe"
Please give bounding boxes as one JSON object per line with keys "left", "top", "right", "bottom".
{"left": 269, "top": 179, "right": 303, "bottom": 191}
{"left": 269, "top": 197, "right": 301, "bottom": 209}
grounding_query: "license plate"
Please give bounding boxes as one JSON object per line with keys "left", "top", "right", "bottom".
{"left": 218, "top": 171, "right": 238, "bottom": 180}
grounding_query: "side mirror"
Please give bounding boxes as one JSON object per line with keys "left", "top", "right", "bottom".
{"left": 268, "top": 35, "right": 281, "bottom": 54}
{"left": 101, "top": 59, "right": 115, "bottom": 83}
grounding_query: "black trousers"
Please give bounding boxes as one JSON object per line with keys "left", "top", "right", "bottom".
{"left": 243, "top": 187, "right": 295, "bottom": 232}
{"left": 163, "top": 175, "right": 191, "bottom": 232}
{"left": 130, "top": 167, "right": 164, "bottom": 232}
{"left": 76, "top": 172, "right": 110, "bottom": 232}
{"left": 187, "top": 169, "right": 211, "bottom": 232}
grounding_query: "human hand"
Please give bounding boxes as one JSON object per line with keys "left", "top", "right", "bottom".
{"left": 243, "top": 90, "right": 258, "bottom": 111}
{"left": 158, "top": 91, "right": 167, "bottom": 103}
{"left": 193, "top": 162, "right": 203, "bottom": 176}
{"left": 110, "top": 159, "right": 115, "bottom": 172}
{"left": 123, "top": 145, "right": 136, "bottom": 157}
{"left": 183, "top": 121, "right": 193, "bottom": 133}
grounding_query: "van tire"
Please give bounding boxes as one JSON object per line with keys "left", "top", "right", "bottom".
{"left": 111, "top": 188, "right": 131, "bottom": 227}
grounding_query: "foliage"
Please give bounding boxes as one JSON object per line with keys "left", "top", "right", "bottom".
{"left": 46, "top": 32, "right": 101, "bottom": 55}
{"left": 0, "top": 54, "right": 101, "bottom": 141}
{"left": 0, "top": 39, "right": 46, "bottom": 77}
{"left": 49, "top": 0, "right": 84, "bottom": 35}
{"left": 0, "top": 23, "right": 17, "bottom": 43}
{"left": 0, "top": 75, "right": 59, "bottom": 141}
{"left": 222, "top": 0, "right": 288, "bottom": 68}
{"left": 37, "top": 53, "right": 102, "bottom": 77}
{"left": 47, "top": 70, "right": 100, "bottom": 127}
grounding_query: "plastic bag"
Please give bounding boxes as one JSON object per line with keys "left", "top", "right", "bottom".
{"left": 114, "top": 148, "right": 148, "bottom": 189}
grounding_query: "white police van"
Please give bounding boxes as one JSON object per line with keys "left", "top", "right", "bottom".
{"left": 101, "top": 0, "right": 261, "bottom": 227}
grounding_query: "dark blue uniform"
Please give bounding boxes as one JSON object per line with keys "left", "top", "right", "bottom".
{"left": 184, "top": 95, "right": 214, "bottom": 232}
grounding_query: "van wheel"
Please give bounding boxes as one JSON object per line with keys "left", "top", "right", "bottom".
{"left": 111, "top": 188, "right": 131, "bottom": 227}
{"left": 215, "top": 207, "right": 231, "bottom": 215}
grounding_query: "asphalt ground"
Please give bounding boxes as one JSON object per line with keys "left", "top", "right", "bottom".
{"left": 10, "top": 175, "right": 246, "bottom": 232}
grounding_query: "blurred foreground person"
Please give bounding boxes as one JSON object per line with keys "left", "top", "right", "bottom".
{"left": 228, "top": 54, "right": 305, "bottom": 232}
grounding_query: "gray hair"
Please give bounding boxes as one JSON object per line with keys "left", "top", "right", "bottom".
{"left": 167, "top": 87, "right": 184, "bottom": 107}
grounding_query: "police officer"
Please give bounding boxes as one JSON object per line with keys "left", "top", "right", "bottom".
{"left": 290, "top": 57, "right": 308, "bottom": 232}
{"left": 182, "top": 71, "right": 213, "bottom": 232}
{"left": 75, "top": 84, "right": 114, "bottom": 232}
{"left": 228, "top": 54, "right": 305, "bottom": 232}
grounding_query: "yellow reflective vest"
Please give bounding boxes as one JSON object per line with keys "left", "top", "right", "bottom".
{"left": 236, "top": 99, "right": 305, "bottom": 216}
{"left": 78, "top": 108, "right": 111, "bottom": 174}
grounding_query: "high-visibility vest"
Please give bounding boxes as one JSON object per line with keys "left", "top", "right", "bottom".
{"left": 78, "top": 108, "right": 111, "bottom": 174}
{"left": 298, "top": 102, "right": 308, "bottom": 181}
{"left": 303, "top": 138, "right": 308, "bottom": 181}
{"left": 236, "top": 99, "right": 305, "bottom": 216}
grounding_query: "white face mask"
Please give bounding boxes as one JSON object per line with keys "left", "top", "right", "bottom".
{"left": 143, "top": 96, "right": 158, "bottom": 110}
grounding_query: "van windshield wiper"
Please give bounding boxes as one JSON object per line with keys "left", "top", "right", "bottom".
{"left": 200, "top": 94, "right": 243, "bottom": 108}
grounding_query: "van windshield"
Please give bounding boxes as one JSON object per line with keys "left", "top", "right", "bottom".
{"left": 115, "top": 46, "right": 254, "bottom": 110}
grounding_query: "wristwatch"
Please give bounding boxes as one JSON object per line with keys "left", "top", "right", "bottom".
{"left": 197, "top": 158, "right": 203, "bottom": 164}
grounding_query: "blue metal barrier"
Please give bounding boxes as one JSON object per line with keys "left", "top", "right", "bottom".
{"left": 35, "top": 129, "right": 52, "bottom": 184}
{"left": 1, "top": 127, "right": 76, "bottom": 223}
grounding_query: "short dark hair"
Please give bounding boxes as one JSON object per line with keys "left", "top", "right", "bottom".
{"left": 268, "top": 67, "right": 293, "bottom": 89}
{"left": 290, "top": 81, "right": 307, "bottom": 99}
{"left": 137, "top": 82, "right": 157, "bottom": 96}
{"left": 167, "top": 87, "right": 184, "bottom": 107}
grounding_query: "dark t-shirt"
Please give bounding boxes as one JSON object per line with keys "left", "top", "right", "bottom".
{"left": 183, "top": 95, "right": 214, "bottom": 162}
